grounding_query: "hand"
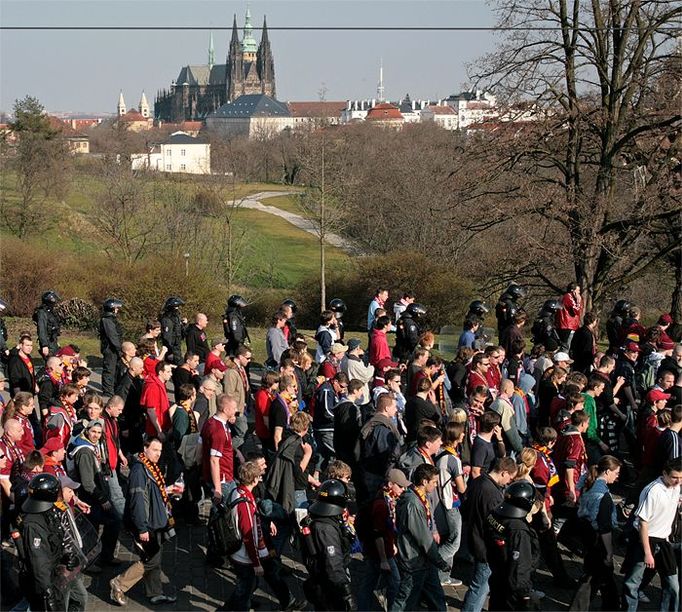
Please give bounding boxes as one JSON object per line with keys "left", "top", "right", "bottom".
{"left": 493, "top": 425, "right": 503, "bottom": 438}
{"left": 119, "top": 454, "right": 128, "bottom": 468}
{"left": 310, "top": 479, "right": 321, "bottom": 488}
{"left": 616, "top": 376, "right": 625, "bottom": 385}
{"left": 462, "top": 465, "right": 471, "bottom": 477}
{"left": 301, "top": 442, "right": 313, "bottom": 456}
{"left": 433, "top": 532, "right": 441, "bottom": 545}
{"left": 600, "top": 442, "right": 610, "bottom": 452}
{"left": 41, "top": 347, "right": 49, "bottom": 358}
{"left": 644, "top": 552, "right": 655, "bottom": 569}
{"left": 604, "top": 553, "right": 613, "bottom": 566}
{"left": 213, "top": 488, "right": 223, "bottom": 502}
{"left": 566, "top": 490, "right": 577, "bottom": 505}
{"left": 139, "top": 531, "right": 150, "bottom": 542}
{"left": 157, "top": 431, "right": 166, "bottom": 442}
{"left": 254, "top": 566, "right": 264, "bottom": 577}
{"left": 270, "top": 522, "right": 278, "bottom": 537}
{"left": 102, "top": 501, "right": 112, "bottom": 511}
{"left": 74, "top": 498, "right": 91, "bottom": 514}
{"left": 181, "top": 318, "right": 188, "bottom": 325}
{"left": 380, "top": 560, "right": 391, "bottom": 572}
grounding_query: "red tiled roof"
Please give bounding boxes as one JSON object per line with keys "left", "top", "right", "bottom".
{"left": 119, "top": 110, "right": 149, "bottom": 122}
{"left": 287, "top": 101, "right": 346, "bottom": 118}
{"left": 426, "top": 105, "right": 456, "bottom": 115}
{"left": 47, "top": 115, "right": 88, "bottom": 138}
{"left": 366, "top": 103, "right": 403, "bottom": 120}
{"left": 179, "top": 120, "right": 204, "bottom": 130}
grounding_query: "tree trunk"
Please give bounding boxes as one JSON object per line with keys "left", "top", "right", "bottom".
{"left": 670, "top": 252, "right": 682, "bottom": 341}
{"left": 320, "top": 237, "right": 326, "bottom": 313}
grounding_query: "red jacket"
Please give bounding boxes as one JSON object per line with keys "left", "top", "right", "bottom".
{"left": 552, "top": 427, "right": 586, "bottom": 502}
{"left": 200, "top": 415, "right": 234, "bottom": 484}
{"left": 369, "top": 329, "right": 392, "bottom": 367}
{"left": 253, "top": 388, "right": 272, "bottom": 440}
{"left": 556, "top": 292, "right": 582, "bottom": 331}
{"left": 231, "top": 485, "right": 267, "bottom": 566}
{"left": 16, "top": 414, "right": 35, "bottom": 456}
{"left": 141, "top": 374, "right": 171, "bottom": 436}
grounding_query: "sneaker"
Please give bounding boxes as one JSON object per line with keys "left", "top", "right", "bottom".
{"left": 109, "top": 578, "right": 127, "bottom": 606}
{"left": 531, "top": 590, "right": 545, "bottom": 600}
{"left": 638, "top": 591, "right": 651, "bottom": 604}
{"left": 441, "top": 578, "right": 463, "bottom": 587}
{"left": 149, "top": 594, "right": 178, "bottom": 605}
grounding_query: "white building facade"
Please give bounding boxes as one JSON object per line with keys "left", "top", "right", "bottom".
{"left": 131, "top": 131, "right": 210, "bottom": 174}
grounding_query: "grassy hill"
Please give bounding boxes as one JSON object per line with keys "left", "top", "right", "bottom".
{"left": 0, "top": 167, "right": 348, "bottom": 291}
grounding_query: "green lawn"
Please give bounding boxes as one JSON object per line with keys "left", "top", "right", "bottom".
{"left": 258, "top": 194, "right": 304, "bottom": 214}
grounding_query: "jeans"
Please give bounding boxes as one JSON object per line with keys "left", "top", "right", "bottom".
{"left": 356, "top": 557, "right": 401, "bottom": 611}
{"left": 225, "top": 558, "right": 290, "bottom": 611}
{"left": 623, "top": 554, "right": 679, "bottom": 612}
{"left": 391, "top": 561, "right": 445, "bottom": 611}
{"left": 107, "top": 471, "right": 126, "bottom": 519}
{"left": 435, "top": 506, "right": 462, "bottom": 582}
{"left": 461, "top": 562, "right": 492, "bottom": 612}
{"left": 63, "top": 576, "right": 88, "bottom": 611}
{"left": 87, "top": 502, "right": 121, "bottom": 562}
{"left": 313, "top": 429, "right": 335, "bottom": 472}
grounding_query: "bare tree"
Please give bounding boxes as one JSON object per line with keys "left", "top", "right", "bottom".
{"left": 465, "top": 0, "right": 682, "bottom": 311}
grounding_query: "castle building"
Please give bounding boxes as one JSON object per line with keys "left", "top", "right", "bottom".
{"left": 155, "top": 8, "right": 276, "bottom": 122}
{"left": 115, "top": 91, "right": 153, "bottom": 131}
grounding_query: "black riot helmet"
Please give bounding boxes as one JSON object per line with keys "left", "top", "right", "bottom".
{"left": 505, "top": 283, "right": 527, "bottom": 300}
{"left": 0, "top": 298, "right": 7, "bottom": 312}
{"left": 613, "top": 299, "right": 631, "bottom": 316}
{"left": 495, "top": 481, "right": 536, "bottom": 519}
{"left": 329, "top": 298, "right": 347, "bottom": 319}
{"left": 541, "top": 299, "right": 562, "bottom": 313}
{"left": 22, "top": 473, "right": 60, "bottom": 514}
{"left": 163, "top": 296, "right": 185, "bottom": 312}
{"left": 281, "top": 298, "right": 297, "bottom": 314}
{"left": 103, "top": 298, "right": 124, "bottom": 313}
{"left": 227, "top": 294, "right": 249, "bottom": 309}
{"left": 468, "top": 300, "right": 489, "bottom": 318}
{"left": 41, "top": 290, "right": 61, "bottom": 306}
{"left": 406, "top": 303, "right": 427, "bottom": 318}
{"left": 308, "top": 479, "right": 349, "bottom": 517}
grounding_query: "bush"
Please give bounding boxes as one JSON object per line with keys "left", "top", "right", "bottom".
{"left": 54, "top": 298, "right": 99, "bottom": 332}
{"left": 245, "top": 288, "right": 298, "bottom": 328}
{"left": 294, "top": 252, "right": 474, "bottom": 332}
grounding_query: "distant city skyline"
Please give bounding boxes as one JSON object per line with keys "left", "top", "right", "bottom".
{"left": 1, "top": 1, "right": 499, "bottom": 115}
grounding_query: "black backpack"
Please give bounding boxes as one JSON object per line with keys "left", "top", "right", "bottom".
{"left": 206, "top": 496, "right": 248, "bottom": 558}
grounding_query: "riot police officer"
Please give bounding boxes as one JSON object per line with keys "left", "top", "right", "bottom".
{"left": 19, "top": 473, "right": 77, "bottom": 611}
{"left": 484, "top": 480, "right": 540, "bottom": 611}
{"left": 530, "top": 299, "right": 562, "bottom": 351}
{"left": 329, "top": 298, "right": 347, "bottom": 342}
{"left": 34, "top": 291, "right": 61, "bottom": 358}
{"left": 495, "top": 283, "right": 526, "bottom": 337}
{"left": 99, "top": 298, "right": 124, "bottom": 397}
{"left": 394, "top": 303, "right": 426, "bottom": 362}
{"left": 302, "top": 479, "right": 354, "bottom": 611}
{"left": 606, "top": 299, "right": 630, "bottom": 356}
{"left": 223, "top": 294, "right": 250, "bottom": 356}
{"left": 160, "top": 296, "right": 186, "bottom": 365}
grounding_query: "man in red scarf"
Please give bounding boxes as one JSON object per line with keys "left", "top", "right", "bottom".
{"left": 7, "top": 334, "right": 37, "bottom": 397}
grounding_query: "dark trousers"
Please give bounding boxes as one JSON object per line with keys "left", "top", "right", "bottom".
{"left": 101, "top": 348, "right": 118, "bottom": 397}
{"left": 391, "top": 562, "right": 445, "bottom": 611}
{"left": 569, "top": 526, "right": 619, "bottom": 611}
{"left": 224, "top": 558, "right": 290, "bottom": 611}
{"left": 87, "top": 502, "right": 121, "bottom": 561}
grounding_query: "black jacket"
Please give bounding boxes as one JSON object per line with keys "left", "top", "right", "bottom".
{"left": 394, "top": 314, "right": 420, "bottom": 361}
{"left": 37, "top": 374, "right": 60, "bottom": 415}
{"left": 462, "top": 473, "right": 504, "bottom": 562}
{"left": 224, "top": 307, "right": 249, "bottom": 355}
{"left": 185, "top": 325, "right": 209, "bottom": 362}
{"left": 485, "top": 511, "right": 539, "bottom": 609}
{"left": 21, "top": 506, "right": 66, "bottom": 603}
{"left": 7, "top": 347, "right": 35, "bottom": 396}
{"left": 404, "top": 396, "right": 440, "bottom": 442}
{"left": 34, "top": 306, "right": 61, "bottom": 353}
{"left": 570, "top": 325, "right": 595, "bottom": 374}
{"left": 309, "top": 514, "right": 351, "bottom": 586}
{"left": 160, "top": 311, "right": 185, "bottom": 365}
{"left": 99, "top": 313, "right": 123, "bottom": 355}
{"left": 333, "top": 400, "right": 362, "bottom": 465}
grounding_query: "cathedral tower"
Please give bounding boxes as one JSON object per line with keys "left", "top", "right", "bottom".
{"left": 117, "top": 90, "right": 126, "bottom": 116}
{"left": 139, "top": 91, "right": 150, "bottom": 117}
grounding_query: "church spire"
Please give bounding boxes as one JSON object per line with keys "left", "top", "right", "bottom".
{"left": 242, "top": 5, "right": 257, "bottom": 57}
{"left": 208, "top": 31, "right": 215, "bottom": 69}
{"left": 117, "top": 90, "right": 126, "bottom": 116}
{"left": 261, "top": 15, "right": 269, "bottom": 44}
{"left": 139, "top": 91, "right": 150, "bottom": 118}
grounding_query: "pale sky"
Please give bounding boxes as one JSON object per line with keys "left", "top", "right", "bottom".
{"left": 1, "top": 0, "right": 498, "bottom": 115}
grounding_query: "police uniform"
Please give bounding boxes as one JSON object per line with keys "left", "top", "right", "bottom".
{"left": 531, "top": 311, "right": 561, "bottom": 350}
{"left": 223, "top": 307, "right": 249, "bottom": 356}
{"left": 160, "top": 311, "right": 185, "bottom": 365}
{"left": 99, "top": 312, "right": 123, "bottom": 396}
{"left": 35, "top": 306, "right": 61, "bottom": 356}
{"left": 495, "top": 293, "right": 519, "bottom": 336}
{"left": 394, "top": 313, "right": 420, "bottom": 362}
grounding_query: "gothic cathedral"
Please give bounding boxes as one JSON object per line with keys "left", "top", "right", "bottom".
{"left": 155, "top": 8, "right": 276, "bottom": 122}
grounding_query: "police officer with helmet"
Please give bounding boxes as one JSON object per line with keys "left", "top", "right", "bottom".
{"left": 160, "top": 296, "right": 186, "bottom": 365}
{"left": 531, "top": 299, "right": 562, "bottom": 351}
{"left": 302, "top": 479, "right": 354, "bottom": 611}
{"left": 34, "top": 291, "right": 61, "bottom": 358}
{"left": 19, "top": 473, "right": 78, "bottom": 611}
{"left": 484, "top": 480, "right": 540, "bottom": 611}
{"left": 606, "top": 299, "right": 630, "bottom": 356}
{"left": 223, "top": 294, "right": 250, "bottom": 356}
{"left": 329, "top": 298, "right": 347, "bottom": 341}
{"left": 394, "top": 303, "right": 426, "bottom": 362}
{"left": 99, "top": 298, "right": 124, "bottom": 397}
{"left": 495, "top": 283, "right": 527, "bottom": 337}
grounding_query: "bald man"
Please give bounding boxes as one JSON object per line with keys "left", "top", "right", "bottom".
{"left": 0, "top": 419, "right": 25, "bottom": 498}
{"left": 186, "top": 313, "right": 209, "bottom": 367}
{"left": 38, "top": 356, "right": 64, "bottom": 417}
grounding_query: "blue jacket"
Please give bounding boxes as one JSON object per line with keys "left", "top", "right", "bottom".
{"left": 577, "top": 477, "right": 616, "bottom": 532}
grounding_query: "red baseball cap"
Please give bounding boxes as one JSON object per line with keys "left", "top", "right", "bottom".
{"left": 658, "top": 313, "right": 673, "bottom": 325}
{"left": 40, "top": 437, "right": 65, "bottom": 455}
{"left": 646, "top": 389, "right": 671, "bottom": 403}
{"left": 624, "top": 342, "right": 641, "bottom": 353}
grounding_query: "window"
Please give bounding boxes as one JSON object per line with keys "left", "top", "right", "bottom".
{"left": 180, "top": 149, "right": 186, "bottom": 156}
{"left": 167, "top": 149, "right": 171, "bottom": 156}
{"left": 166, "top": 164, "right": 171, "bottom": 171}
{"left": 180, "top": 164, "right": 186, "bottom": 171}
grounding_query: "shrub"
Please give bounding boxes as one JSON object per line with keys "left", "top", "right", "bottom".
{"left": 294, "top": 252, "right": 474, "bottom": 332}
{"left": 54, "top": 298, "right": 99, "bottom": 332}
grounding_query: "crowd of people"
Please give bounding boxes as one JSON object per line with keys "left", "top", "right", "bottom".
{"left": 0, "top": 285, "right": 680, "bottom": 612}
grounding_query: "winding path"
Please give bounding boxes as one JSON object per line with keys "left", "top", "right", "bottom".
{"left": 234, "top": 191, "right": 359, "bottom": 254}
